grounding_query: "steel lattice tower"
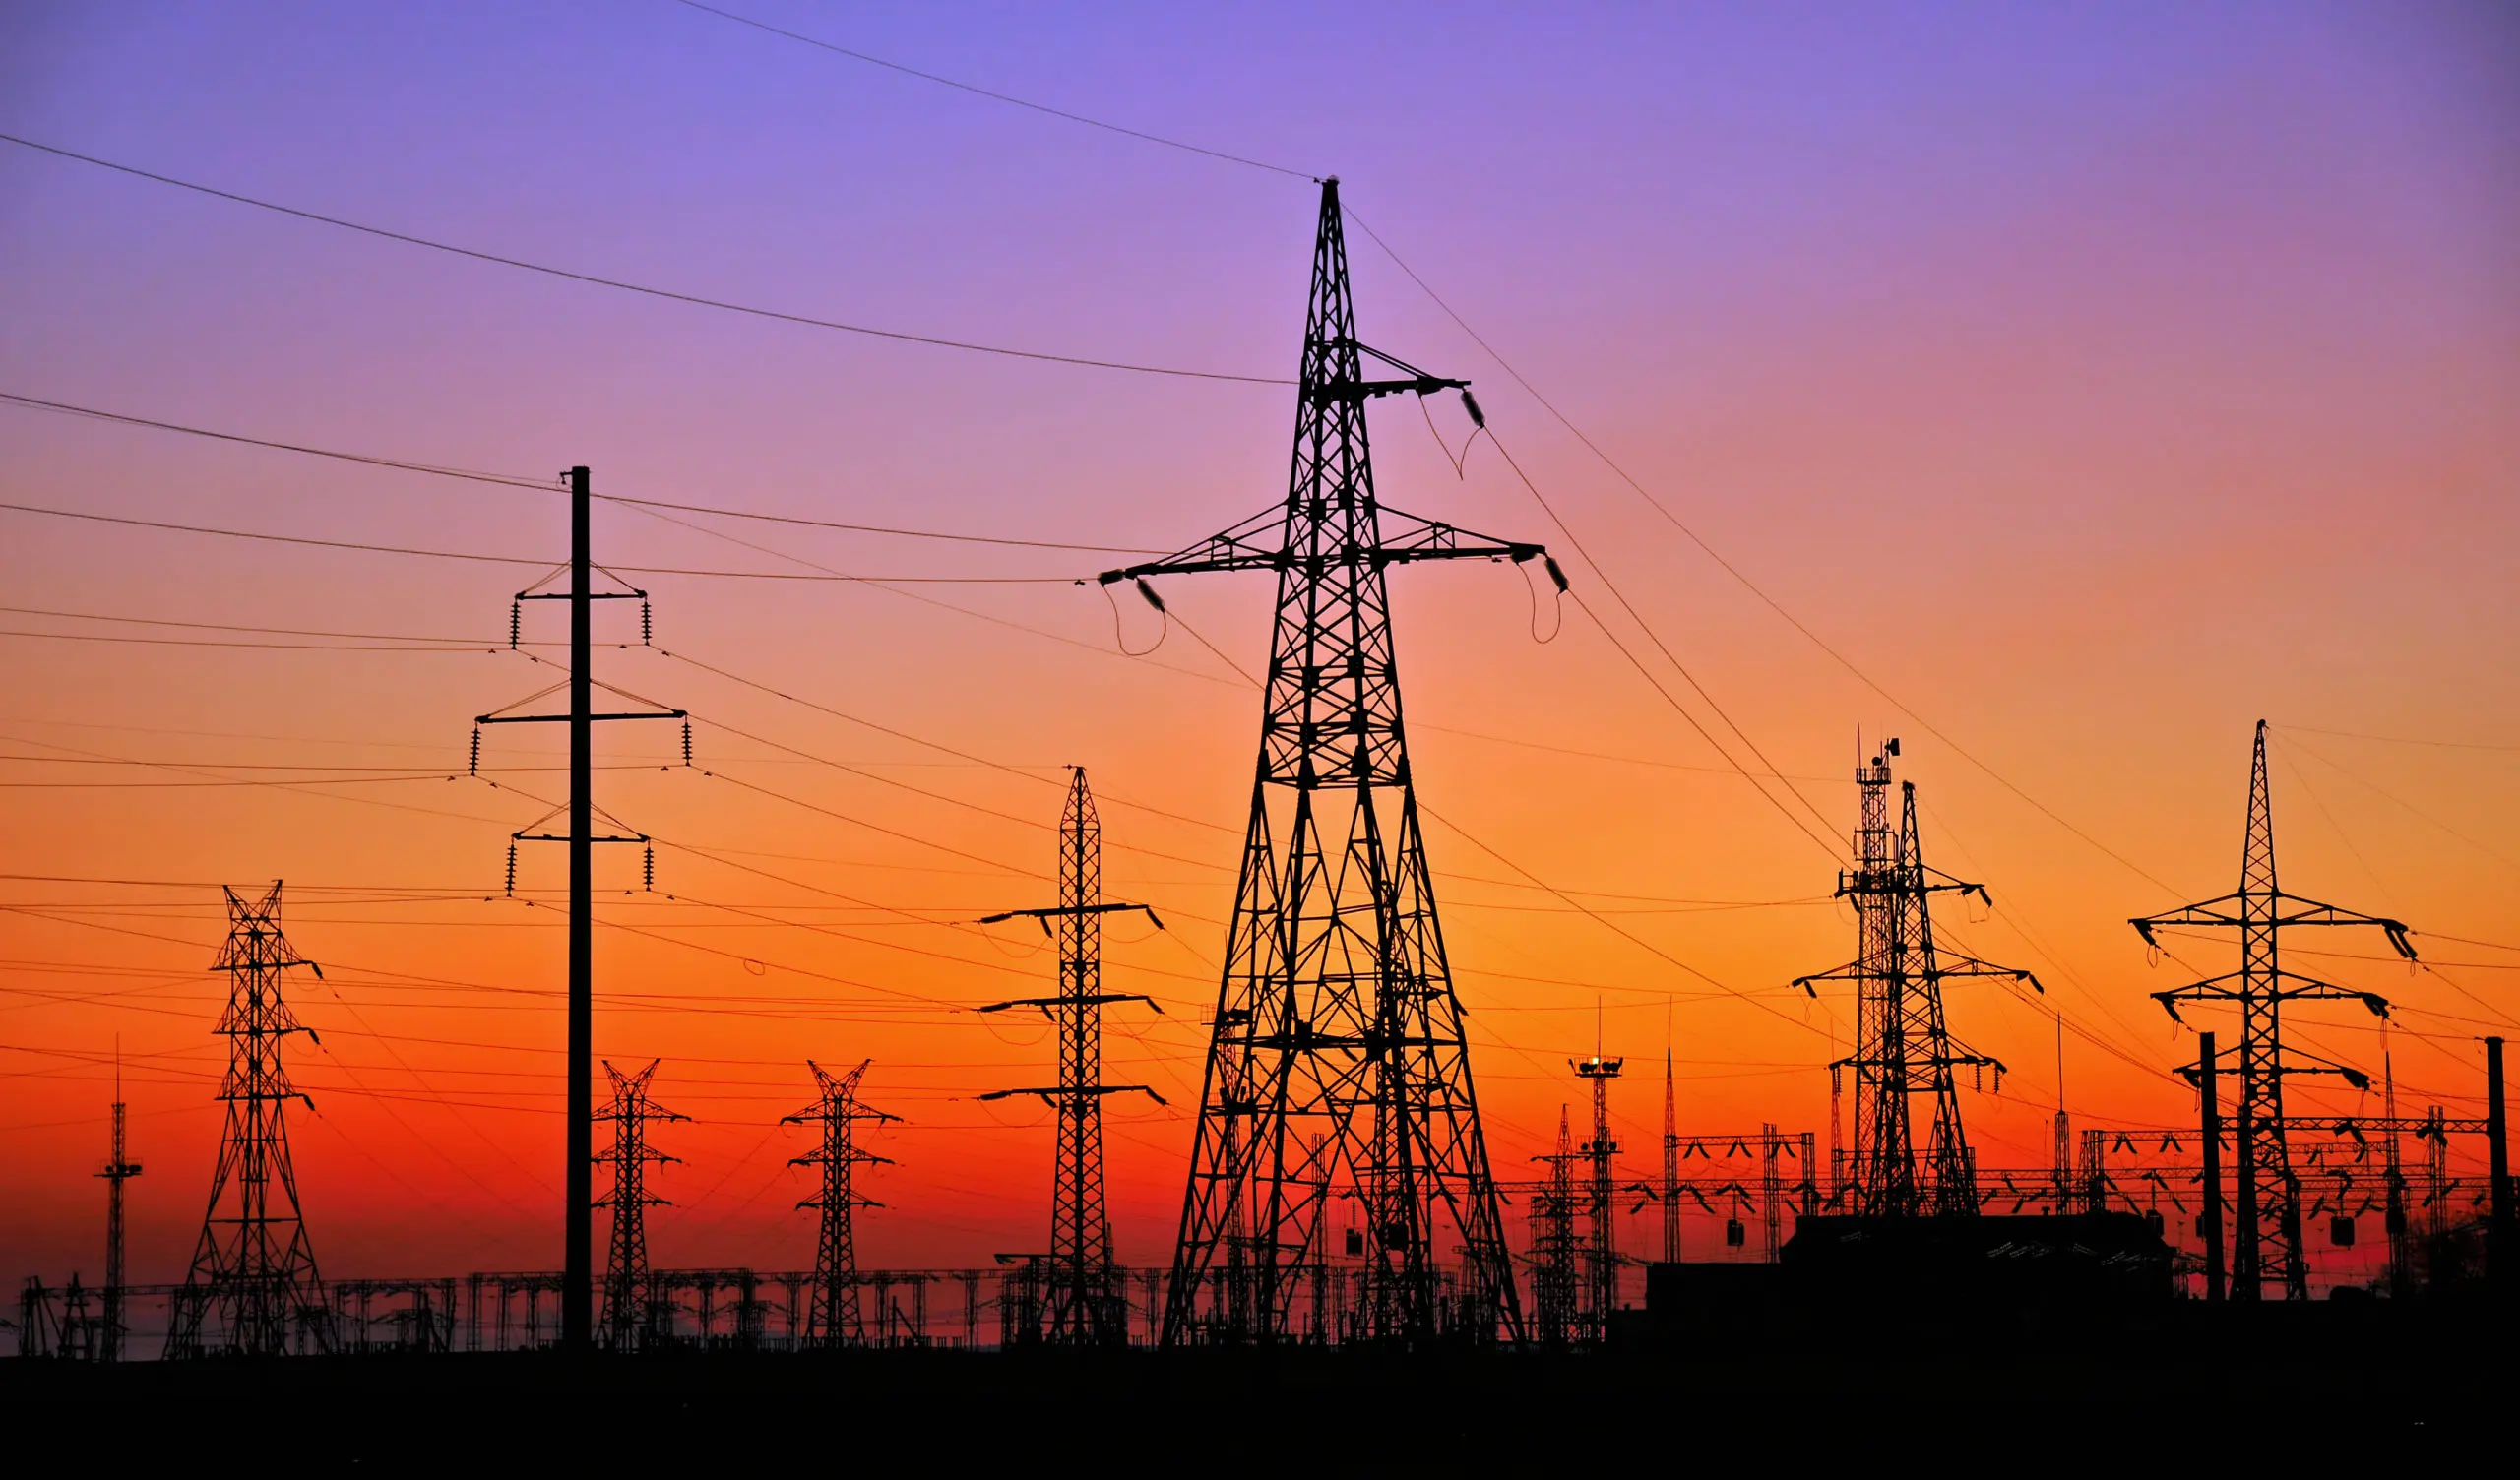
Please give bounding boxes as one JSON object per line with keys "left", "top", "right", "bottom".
{"left": 1111, "top": 177, "right": 1541, "bottom": 1348}
{"left": 1796, "top": 747, "right": 2037, "bottom": 1216}
{"left": 1527, "top": 1107, "right": 1580, "bottom": 1345}
{"left": 594, "top": 1058, "right": 683, "bottom": 1350}
{"left": 96, "top": 1057, "right": 141, "bottom": 1362}
{"left": 978, "top": 770, "right": 1163, "bottom": 1346}
{"left": 784, "top": 1058, "right": 895, "bottom": 1348}
{"left": 1660, "top": 1050, "right": 1681, "bottom": 1263}
{"left": 1574, "top": 1051, "right": 1622, "bottom": 1337}
{"left": 2133, "top": 721, "right": 2408, "bottom": 1300}
{"left": 166, "top": 884, "right": 333, "bottom": 1357}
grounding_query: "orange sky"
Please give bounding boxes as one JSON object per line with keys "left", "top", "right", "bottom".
{"left": 2, "top": 2, "right": 2514, "bottom": 1294}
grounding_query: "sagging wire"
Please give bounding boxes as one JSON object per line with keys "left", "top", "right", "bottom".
{"left": 1417, "top": 387, "right": 1492, "bottom": 479}
{"left": 1103, "top": 577, "right": 1171, "bottom": 657}
{"left": 1522, "top": 553, "right": 1570, "bottom": 644}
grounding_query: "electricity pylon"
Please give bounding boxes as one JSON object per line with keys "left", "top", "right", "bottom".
{"left": 1661, "top": 1049, "right": 1681, "bottom": 1263}
{"left": 97, "top": 1050, "right": 141, "bottom": 1362}
{"left": 1574, "top": 1049, "right": 1623, "bottom": 1338}
{"left": 166, "top": 884, "right": 334, "bottom": 1357}
{"left": 1527, "top": 1107, "right": 1580, "bottom": 1346}
{"left": 2133, "top": 720, "right": 2409, "bottom": 1301}
{"left": 1112, "top": 177, "right": 1544, "bottom": 1348}
{"left": 977, "top": 770, "right": 1165, "bottom": 1346}
{"left": 1796, "top": 743, "right": 2038, "bottom": 1215}
{"left": 594, "top": 1058, "right": 684, "bottom": 1351}
{"left": 471, "top": 465, "right": 689, "bottom": 1351}
{"left": 784, "top": 1058, "right": 896, "bottom": 1348}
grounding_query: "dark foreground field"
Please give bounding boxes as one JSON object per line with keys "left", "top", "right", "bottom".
{"left": 4, "top": 1301, "right": 2504, "bottom": 1466}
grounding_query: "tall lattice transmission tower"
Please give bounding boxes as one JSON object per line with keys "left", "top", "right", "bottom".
{"left": 1527, "top": 1107, "right": 1580, "bottom": 1345}
{"left": 1660, "top": 1050, "right": 1681, "bottom": 1263}
{"left": 594, "top": 1059, "right": 683, "bottom": 1351}
{"left": 1574, "top": 1049, "right": 1623, "bottom": 1338}
{"left": 784, "top": 1058, "right": 896, "bottom": 1348}
{"left": 97, "top": 1050, "right": 142, "bottom": 1362}
{"left": 2133, "top": 720, "right": 2408, "bottom": 1300}
{"left": 978, "top": 769, "right": 1164, "bottom": 1346}
{"left": 167, "top": 883, "right": 333, "bottom": 1357}
{"left": 1112, "top": 177, "right": 1544, "bottom": 1348}
{"left": 1796, "top": 744, "right": 2037, "bottom": 1216}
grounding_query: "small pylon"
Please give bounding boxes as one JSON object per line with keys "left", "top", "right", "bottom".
{"left": 96, "top": 1047, "right": 142, "bottom": 1362}
{"left": 2133, "top": 720, "right": 2410, "bottom": 1300}
{"left": 977, "top": 769, "right": 1165, "bottom": 1346}
{"left": 1573, "top": 1045, "right": 1623, "bottom": 1338}
{"left": 594, "top": 1059, "right": 684, "bottom": 1351}
{"left": 1661, "top": 1050, "right": 1681, "bottom": 1263}
{"left": 783, "top": 1058, "right": 897, "bottom": 1348}
{"left": 1796, "top": 746, "right": 2038, "bottom": 1215}
{"left": 1526, "top": 1107, "right": 1580, "bottom": 1346}
{"left": 166, "top": 883, "right": 333, "bottom": 1357}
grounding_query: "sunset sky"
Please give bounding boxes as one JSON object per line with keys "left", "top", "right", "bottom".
{"left": 2, "top": 1, "right": 2514, "bottom": 1297}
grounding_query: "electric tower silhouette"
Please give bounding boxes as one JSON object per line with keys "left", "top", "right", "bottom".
{"left": 97, "top": 1055, "right": 141, "bottom": 1362}
{"left": 1660, "top": 1050, "right": 1681, "bottom": 1262}
{"left": 2133, "top": 720, "right": 2409, "bottom": 1300}
{"left": 1109, "top": 178, "right": 1542, "bottom": 1348}
{"left": 471, "top": 465, "right": 689, "bottom": 1351}
{"left": 166, "top": 884, "right": 333, "bottom": 1357}
{"left": 594, "top": 1059, "right": 684, "bottom": 1350}
{"left": 977, "top": 770, "right": 1164, "bottom": 1346}
{"left": 1574, "top": 1049, "right": 1622, "bottom": 1338}
{"left": 1796, "top": 743, "right": 2037, "bottom": 1215}
{"left": 784, "top": 1058, "right": 896, "bottom": 1348}
{"left": 1527, "top": 1107, "right": 1580, "bottom": 1345}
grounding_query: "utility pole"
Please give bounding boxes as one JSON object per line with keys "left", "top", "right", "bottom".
{"left": 1574, "top": 1047, "right": 1623, "bottom": 1338}
{"left": 2489, "top": 1035, "right": 2509, "bottom": 1287}
{"left": 784, "top": 1059, "right": 897, "bottom": 1348}
{"left": 977, "top": 770, "right": 1165, "bottom": 1346}
{"left": 1125, "top": 178, "right": 1546, "bottom": 1347}
{"left": 2199, "top": 1031, "right": 2224, "bottom": 1302}
{"left": 2135, "top": 721, "right": 2409, "bottom": 1300}
{"left": 472, "top": 466, "right": 687, "bottom": 1351}
{"left": 1796, "top": 744, "right": 2037, "bottom": 1215}
{"left": 594, "top": 1059, "right": 684, "bottom": 1351}
{"left": 96, "top": 1048, "right": 141, "bottom": 1362}
{"left": 166, "top": 884, "right": 332, "bottom": 1357}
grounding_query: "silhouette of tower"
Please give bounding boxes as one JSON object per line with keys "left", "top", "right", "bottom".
{"left": 978, "top": 770, "right": 1164, "bottom": 1346}
{"left": 594, "top": 1059, "right": 683, "bottom": 1350}
{"left": 784, "top": 1058, "right": 896, "bottom": 1348}
{"left": 1574, "top": 1048, "right": 1623, "bottom": 1337}
{"left": 1796, "top": 746, "right": 2037, "bottom": 1215}
{"left": 167, "top": 883, "right": 333, "bottom": 1357}
{"left": 1661, "top": 1050, "right": 1681, "bottom": 1263}
{"left": 2133, "top": 721, "right": 2408, "bottom": 1300}
{"left": 1527, "top": 1107, "right": 1580, "bottom": 1346}
{"left": 1112, "top": 178, "right": 1544, "bottom": 1348}
{"left": 96, "top": 1054, "right": 141, "bottom": 1363}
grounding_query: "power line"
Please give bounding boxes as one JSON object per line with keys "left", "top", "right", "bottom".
{"left": 670, "top": 0, "right": 1317, "bottom": 182}
{"left": 0, "top": 391, "right": 552, "bottom": 488}
{"left": 4, "top": 390, "right": 1168, "bottom": 554}
{"left": 1340, "top": 206, "right": 2187, "bottom": 901}
{"left": 0, "top": 499, "right": 1075, "bottom": 582}
{"left": 0, "top": 132, "right": 1289, "bottom": 385}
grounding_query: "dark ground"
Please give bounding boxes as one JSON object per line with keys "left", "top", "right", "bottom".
{"left": 4, "top": 1302, "right": 2505, "bottom": 1468}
